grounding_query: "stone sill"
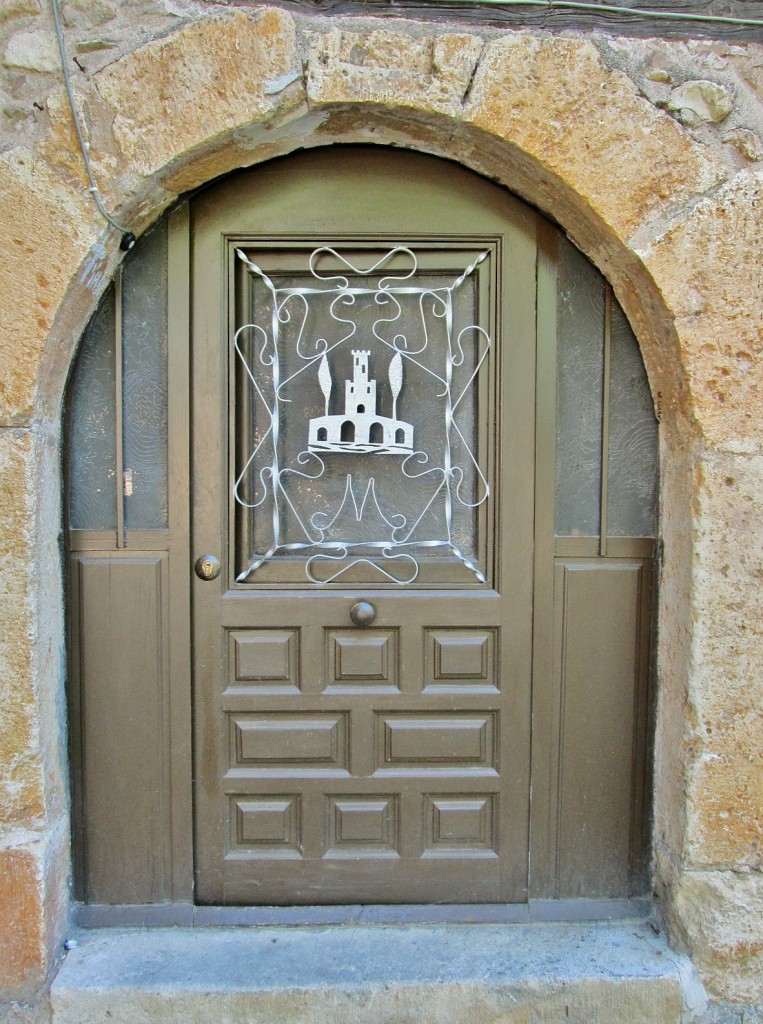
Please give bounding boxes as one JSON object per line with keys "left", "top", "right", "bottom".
{"left": 51, "top": 916, "right": 708, "bottom": 1024}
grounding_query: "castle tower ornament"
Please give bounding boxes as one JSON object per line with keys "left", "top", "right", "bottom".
{"left": 308, "top": 350, "right": 414, "bottom": 455}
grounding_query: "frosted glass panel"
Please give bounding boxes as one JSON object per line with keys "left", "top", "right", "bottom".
{"left": 606, "top": 303, "right": 658, "bottom": 537}
{"left": 68, "top": 286, "right": 117, "bottom": 530}
{"left": 555, "top": 237, "right": 604, "bottom": 537}
{"left": 122, "top": 222, "right": 168, "bottom": 530}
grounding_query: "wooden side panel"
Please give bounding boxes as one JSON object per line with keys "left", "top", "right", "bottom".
{"left": 554, "top": 561, "right": 649, "bottom": 898}
{"left": 70, "top": 553, "right": 170, "bottom": 903}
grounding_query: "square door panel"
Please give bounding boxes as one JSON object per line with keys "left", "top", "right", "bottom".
{"left": 325, "top": 795, "right": 399, "bottom": 859}
{"left": 325, "top": 629, "right": 399, "bottom": 691}
{"left": 423, "top": 794, "right": 498, "bottom": 858}
{"left": 231, "top": 795, "right": 302, "bottom": 859}
{"left": 230, "top": 630, "right": 300, "bottom": 692}
{"left": 230, "top": 713, "right": 349, "bottom": 772}
{"left": 424, "top": 629, "right": 498, "bottom": 692}
{"left": 374, "top": 713, "right": 498, "bottom": 774}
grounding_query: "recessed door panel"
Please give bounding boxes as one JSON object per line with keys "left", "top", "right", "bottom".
{"left": 191, "top": 148, "right": 537, "bottom": 904}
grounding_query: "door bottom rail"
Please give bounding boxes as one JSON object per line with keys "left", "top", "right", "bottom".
{"left": 73, "top": 897, "right": 651, "bottom": 929}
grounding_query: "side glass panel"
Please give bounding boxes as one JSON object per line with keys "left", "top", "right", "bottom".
{"left": 554, "top": 235, "right": 657, "bottom": 541}
{"left": 233, "top": 244, "right": 494, "bottom": 587}
{"left": 122, "top": 222, "right": 169, "bottom": 530}
{"left": 606, "top": 303, "right": 658, "bottom": 537}
{"left": 67, "top": 219, "right": 169, "bottom": 536}
{"left": 554, "top": 237, "right": 604, "bottom": 538}
{"left": 68, "top": 285, "right": 118, "bottom": 531}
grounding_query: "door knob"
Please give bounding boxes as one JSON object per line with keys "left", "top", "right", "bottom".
{"left": 350, "top": 601, "right": 376, "bottom": 627}
{"left": 195, "top": 555, "right": 221, "bottom": 581}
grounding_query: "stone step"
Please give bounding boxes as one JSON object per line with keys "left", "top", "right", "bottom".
{"left": 51, "top": 920, "right": 707, "bottom": 1024}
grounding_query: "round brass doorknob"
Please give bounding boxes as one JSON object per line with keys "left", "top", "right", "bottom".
{"left": 350, "top": 601, "right": 376, "bottom": 627}
{"left": 194, "top": 555, "right": 221, "bottom": 581}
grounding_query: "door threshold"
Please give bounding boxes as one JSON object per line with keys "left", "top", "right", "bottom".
{"left": 73, "top": 897, "right": 651, "bottom": 929}
{"left": 53, "top": 917, "right": 706, "bottom": 1024}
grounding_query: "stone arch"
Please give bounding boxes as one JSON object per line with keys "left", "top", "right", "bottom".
{"left": 4, "top": 4, "right": 762, "bottom": 1000}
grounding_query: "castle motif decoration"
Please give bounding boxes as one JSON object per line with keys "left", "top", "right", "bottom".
{"left": 308, "top": 350, "right": 414, "bottom": 455}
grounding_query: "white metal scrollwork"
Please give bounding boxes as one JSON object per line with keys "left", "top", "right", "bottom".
{"left": 233, "top": 246, "right": 491, "bottom": 585}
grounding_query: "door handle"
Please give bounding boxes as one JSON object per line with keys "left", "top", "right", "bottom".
{"left": 350, "top": 601, "right": 376, "bottom": 627}
{"left": 195, "top": 555, "right": 221, "bottom": 581}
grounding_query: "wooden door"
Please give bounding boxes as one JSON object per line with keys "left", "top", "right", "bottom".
{"left": 191, "top": 148, "right": 538, "bottom": 905}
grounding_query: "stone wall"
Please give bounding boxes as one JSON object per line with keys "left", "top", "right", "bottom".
{"left": 0, "top": 0, "right": 761, "bottom": 1013}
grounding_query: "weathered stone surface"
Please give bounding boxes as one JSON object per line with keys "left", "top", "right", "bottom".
{"left": 93, "top": 9, "right": 302, "bottom": 180}
{"left": 723, "top": 128, "right": 763, "bottom": 162}
{"left": 652, "top": 447, "right": 695, "bottom": 881}
{"left": 60, "top": 0, "right": 116, "bottom": 30}
{"left": 51, "top": 923, "right": 693, "bottom": 1024}
{"left": 0, "top": 150, "right": 96, "bottom": 423}
{"left": 639, "top": 171, "right": 763, "bottom": 449}
{"left": 684, "top": 454, "right": 763, "bottom": 868}
{"left": 667, "top": 80, "right": 735, "bottom": 125}
{"left": 699, "top": 1004, "right": 763, "bottom": 1024}
{"left": 0, "top": 429, "right": 43, "bottom": 826}
{"left": 672, "top": 872, "right": 763, "bottom": 1003}
{"left": 0, "top": 824, "right": 67, "bottom": 995}
{"left": 0, "top": 0, "right": 41, "bottom": 22}
{"left": 306, "top": 27, "right": 483, "bottom": 120}
{"left": 463, "top": 35, "right": 722, "bottom": 244}
{"left": 3, "top": 30, "right": 59, "bottom": 73}
{"left": 0, "top": 997, "right": 51, "bottom": 1024}
{"left": 0, "top": 840, "right": 46, "bottom": 991}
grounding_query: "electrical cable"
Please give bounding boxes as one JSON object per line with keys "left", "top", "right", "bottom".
{"left": 415, "top": 0, "right": 763, "bottom": 27}
{"left": 50, "top": 0, "right": 135, "bottom": 250}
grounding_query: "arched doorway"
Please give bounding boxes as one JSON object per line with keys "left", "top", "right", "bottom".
{"left": 66, "top": 147, "right": 657, "bottom": 910}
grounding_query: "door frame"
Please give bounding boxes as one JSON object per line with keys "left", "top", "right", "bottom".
{"left": 68, "top": 145, "right": 653, "bottom": 919}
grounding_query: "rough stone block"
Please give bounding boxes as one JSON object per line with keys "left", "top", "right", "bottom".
{"left": 0, "top": 151, "right": 96, "bottom": 424}
{"left": 684, "top": 454, "right": 763, "bottom": 868}
{"left": 672, "top": 871, "right": 763, "bottom": 1003}
{"left": 463, "top": 35, "right": 721, "bottom": 244}
{"left": 0, "top": 824, "right": 67, "bottom": 995}
{"left": 306, "top": 27, "right": 483, "bottom": 120}
{"left": 3, "top": 30, "right": 58, "bottom": 72}
{"left": 0, "top": 429, "right": 43, "bottom": 826}
{"left": 0, "top": 0, "right": 41, "bottom": 22}
{"left": 639, "top": 172, "right": 763, "bottom": 450}
{"left": 93, "top": 9, "right": 302, "bottom": 180}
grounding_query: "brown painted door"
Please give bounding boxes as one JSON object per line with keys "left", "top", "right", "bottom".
{"left": 191, "top": 148, "right": 538, "bottom": 904}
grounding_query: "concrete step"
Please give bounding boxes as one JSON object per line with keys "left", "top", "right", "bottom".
{"left": 51, "top": 920, "right": 707, "bottom": 1024}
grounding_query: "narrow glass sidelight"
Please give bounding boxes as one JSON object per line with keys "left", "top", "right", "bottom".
{"left": 233, "top": 246, "right": 492, "bottom": 586}
{"left": 67, "top": 218, "right": 169, "bottom": 540}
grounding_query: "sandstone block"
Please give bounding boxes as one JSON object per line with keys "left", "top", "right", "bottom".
{"left": 683, "top": 454, "right": 763, "bottom": 868}
{"left": 93, "top": 9, "right": 302, "bottom": 180}
{"left": 0, "top": 841, "right": 46, "bottom": 991}
{"left": 3, "top": 30, "right": 58, "bottom": 73}
{"left": 0, "top": 825, "right": 68, "bottom": 995}
{"left": 0, "top": 429, "right": 44, "bottom": 827}
{"left": 0, "top": 150, "right": 96, "bottom": 423}
{"left": 463, "top": 35, "right": 721, "bottom": 244}
{"left": 639, "top": 172, "right": 763, "bottom": 449}
{"left": 306, "top": 26, "right": 483, "bottom": 120}
{"left": 672, "top": 871, "right": 763, "bottom": 1002}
